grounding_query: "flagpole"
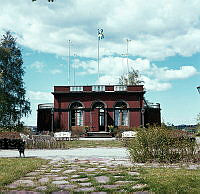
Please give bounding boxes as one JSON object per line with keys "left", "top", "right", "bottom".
{"left": 126, "top": 39, "right": 131, "bottom": 74}
{"left": 98, "top": 36, "right": 100, "bottom": 80}
{"left": 68, "top": 40, "right": 71, "bottom": 85}
{"left": 73, "top": 53, "right": 77, "bottom": 86}
{"left": 97, "top": 29, "right": 104, "bottom": 81}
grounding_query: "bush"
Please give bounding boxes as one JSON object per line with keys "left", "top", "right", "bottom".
{"left": 71, "top": 126, "right": 88, "bottom": 137}
{"left": 127, "top": 126, "right": 198, "bottom": 163}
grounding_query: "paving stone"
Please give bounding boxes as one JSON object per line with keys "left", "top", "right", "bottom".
{"left": 107, "top": 171, "right": 121, "bottom": 174}
{"left": 52, "top": 176, "right": 68, "bottom": 180}
{"left": 132, "top": 184, "right": 147, "bottom": 189}
{"left": 50, "top": 169, "right": 61, "bottom": 173}
{"left": 75, "top": 160, "right": 88, "bottom": 164}
{"left": 85, "top": 168, "right": 98, "bottom": 172}
{"left": 63, "top": 169, "right": 76, "bottom": 174}
{"left": 115, "top": 180, "right": 133, "bottom": 184}
{"left": 6, "top": 183, "right": 18, "bottom": 189}
{"left": 41, "top": 165, "right": 49, "bottom": 168}
{"left": 25, "top": 177, "right": 35, "bottom": 180}
{"left": 71, "top": 177, "right": 89, "bottom": 182}
{"left": 38, "top": 177, "right": 49, "bottom": 184}
{"left": 95, "top": 176, "right": 110, "bottom": 183}
{"left": 99, "top": 168, "right": 108, "bottom": 171}
{"left": 187, "top": 165, "right": 199, "bottom": 170}
{"left": 78, "top": 172, "right": 86, "bottom": 174}
{"left": 113, "top": 175, "right": 124, "bottom": 178}
{"left": 79, "top": 182, "right": 92, "bottom": 186}
{"left": 53, "top": 164, "right": 63, "bottom": 167}
{"left": 58, "top": 184, "right": 77, "bottom": 190}
{"left": 44, "top": 174, "right": 58, "bottom": 177}
{"left": 26, "top": 172, "right": 41, "bottom": 176}
{"left": 35, "top": 186, "right": 48, "bottom": 191}
{"left": 12, "top": 180, "right": 35, "bottom": 187}
{"left": 91, "top": 192, "right": 107, "bottom": 194}
{"left": 71, "top": 175, "right": 80, "bottom": 178}
{"left": 128, "top": 172, "right": 140, "bottom": 176}
{"left": 101, "top": 185, "right": 120, "bottom": 189}
{"left": 35, "top": 169, "right": 45, "bottom": 172}
{"left": 75, "top": 187, "right": 95, "bottom": 192}
{"left": 6, "top": 190, "right": 40, "bottom": 194}
{"left": 52, "top": 180, "right": 69, "bottom": 185}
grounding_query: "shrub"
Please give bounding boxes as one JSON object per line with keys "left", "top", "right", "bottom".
{"left": 71, "top": 126, "right": 88, "bottom": 137}
{"left": 127, "top": 126, "right": 198, "bottom": 163}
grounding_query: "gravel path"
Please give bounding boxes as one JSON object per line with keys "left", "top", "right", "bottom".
{"left": 0, "top": 147, "right": 130, "bottom": 161}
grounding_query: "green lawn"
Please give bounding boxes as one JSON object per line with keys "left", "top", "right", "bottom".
{"left": 62, "top": 140, "right": 123, "bottom": 148}
{"left": 0, "top": 158, "right": 47, "bottom": 189}
{"left": 140, "top": 167, "right": 200, "bottom": 194}
{"left": 26, "top": 140, "right": 124, "bottom": 149}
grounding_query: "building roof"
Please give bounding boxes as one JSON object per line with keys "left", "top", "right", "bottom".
{"left": 52, "top": 85, "right": 145, "bottom": 94}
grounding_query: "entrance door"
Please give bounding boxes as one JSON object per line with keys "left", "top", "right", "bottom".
{"left": 99, "top": 108, "right": 105, "bottom": 131}
{"left": 91, "top": 108, "right": 99, "bottom": 131}
{"left": 91, "top": 102, "right": 105, "bottom": 132}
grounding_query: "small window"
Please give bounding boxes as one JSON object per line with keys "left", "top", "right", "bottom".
{"left": 114, "top": 86, "right": 127, "bottom": 91}
{"left": 70, "top": 86, "right": 83, "bottom": 92}
{"left": 92, "top": 85, "right": 105, "bottom": 92}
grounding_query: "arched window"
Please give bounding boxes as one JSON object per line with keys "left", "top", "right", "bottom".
{"left": 70, "top": 102, "right": 83, "bottom": 126}
{"left": 114, "top": 102, "right": 128, "bottom": 127}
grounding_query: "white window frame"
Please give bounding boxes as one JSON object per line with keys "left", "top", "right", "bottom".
{"left": 114, "top": 86, "right": 127, "bottom": 91}
{"left": 92, "top": 85, "right": 105, "bottom": 92}
{"left": 70, "top": 86, "right": 83, "bottom": 92}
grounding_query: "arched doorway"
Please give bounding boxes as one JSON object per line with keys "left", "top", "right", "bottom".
{"left": 70, "top": 102, "right": 83, "bottom": 128}
{"left": 91, "top": 102, "right": 105, "bottom": 131}
{"left": 114, "top": 101, "right": 128, "bottom": 127}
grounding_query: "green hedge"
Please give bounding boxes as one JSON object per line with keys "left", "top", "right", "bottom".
{"left": 127, "top": 126, "right": 198, "bottom": 163}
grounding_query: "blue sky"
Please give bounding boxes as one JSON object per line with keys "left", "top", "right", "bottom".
{"left": 1, "top": 0, "right": 200, "bottom": 126}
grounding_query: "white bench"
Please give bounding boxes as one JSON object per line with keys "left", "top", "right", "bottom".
{"left": 54, "top": 132, "right": 71, "bottom": 141}
{"left": 122, "top": 131, "right": 137, "bottom": 138}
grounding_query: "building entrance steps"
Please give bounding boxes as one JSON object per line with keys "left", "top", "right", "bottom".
{"left": 87, "top": 131, "right": 113, "bottom": 138}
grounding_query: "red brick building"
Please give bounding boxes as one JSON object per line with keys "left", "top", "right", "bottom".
{"left": 37, "top": 85, "right": 160, "bottom": 133}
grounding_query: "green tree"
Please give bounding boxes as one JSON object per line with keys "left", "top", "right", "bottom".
{"left": 119, "top": 68, "right": 144, "bottom": 85}
{"left": 0, "top": 31, "right": 31, "bottom": 128}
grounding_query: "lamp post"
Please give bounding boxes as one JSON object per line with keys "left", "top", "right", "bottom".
{"left": 51, "top": 108, "right": 54, "bottom": 132}
{"left": 197, "top": 86, "right": 200, "bottom": 94}
{"left": 141, "top": 108, "right": 145, "bottom": 128}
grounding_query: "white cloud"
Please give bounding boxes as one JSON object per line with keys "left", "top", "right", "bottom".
{"left": 141, "top": 76, "right": 171, "bottom": 91}
{"left": 97, "top": 75, "right": 118, "bottom": 85}
{"left": 30, "top": 61, "right": 45, "bottom": 72}
{"left": 50, "top": 69, "right": 62, "bottom": 74}
{"left": 152, "top": 66, "right": 198, "bottom": 81}
{"left": 0, "top": 1, "right": 199, "bottom": 92}
{"left": 28, "top": 91, "right": 53, "bottom": 102}
{"left": 79, "top": 57, "right": 197, "bottom": 91}
{"left": 1, "top": 0, "right": 200, "bottom": 60}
